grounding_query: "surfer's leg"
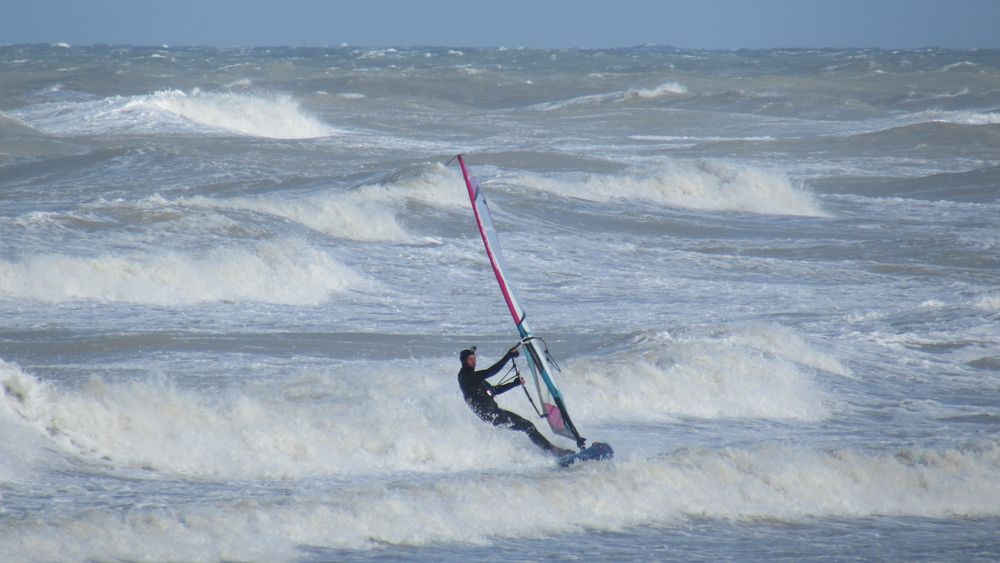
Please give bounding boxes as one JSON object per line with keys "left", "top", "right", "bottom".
{"left": 492, "top": 410, "right": 566, "bottom": 455}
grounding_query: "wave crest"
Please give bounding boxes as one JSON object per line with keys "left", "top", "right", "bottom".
{"left": 623, "top": 81, "right": 689, "bottom": 100}
{"left": 565, "top": 325, "right": 840, "bottom": 423}
{"left": 179, "top": 163, "right": 468, "bottom": 243}
{"left": 141, "top": 89, "right": 334, "bottom": 138}
{"left": 0, "top": 239, "right": 363, "bottom": 305}
{"left": 515, "top": 160, "right": 827, "bottom": 216}
{"left": 898, "top": 110, "right": 1000, "bottom": 126}
{"left": 0, "top": 360, "right": 540, "bottom": 480}
{"left": 12, "top": 89, "right": 334, "bottom": 139}
{"left": 529, "top": 80, "right": 689, "bottom": 110}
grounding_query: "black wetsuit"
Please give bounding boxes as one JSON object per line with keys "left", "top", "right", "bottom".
{"left": 458, "top": 351, "right": 566, "bottom": 455}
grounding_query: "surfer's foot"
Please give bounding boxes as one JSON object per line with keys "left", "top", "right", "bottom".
{"left": 553, "top": 448, "right": 575, "bottom": 457}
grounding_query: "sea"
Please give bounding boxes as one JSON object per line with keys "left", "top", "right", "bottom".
{"left": 0, "top": 44, "right": 998, "bottom": 562}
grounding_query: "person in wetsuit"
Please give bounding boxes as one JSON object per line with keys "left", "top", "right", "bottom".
{"left": 457, "top": 345, "right": 573, "bottom": 456}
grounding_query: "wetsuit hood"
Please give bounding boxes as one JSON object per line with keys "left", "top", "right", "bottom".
{"left": 460, "top": 347, "right": 477, "bottom": 365}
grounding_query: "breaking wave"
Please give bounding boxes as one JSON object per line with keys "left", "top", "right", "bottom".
{"left": 176, "top": 163, "right": 468, "bottom": 243}
{"left": 1, "top": 350, "right": 995, "bottom": 561}
{"left": 973, "top": 293, "right": 1000, "bottom": 313}
{"left": 514, "top": 160, "right": 827, "bottom": 216}
{"left": 623, "top": 81, "right": 689, "bottom": 100}
{"left": 0, "top": 359, "right": 543, "bottom": 480}
{"left": 0, "top": 239, "right": 363, "bottom": 305}
{"left": 565, "top": 325, "right": 845, "bottom": 423}
{"left": 4, "top": 443, "right": 998, "bottom": 560}
{"left": 11, "top": 89, "right": 335, "bottom": 139}
{"left": 897, "top": 110, "right": 1000, "bottom": 127}
{"left": 529, "top": 80, "right": 689, "bottom": 110}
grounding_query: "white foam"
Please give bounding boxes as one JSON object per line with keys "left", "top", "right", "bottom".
{"left": 838, "top": 108, "right": 1000, "bottom": 140}
{"left": 528, "top": 91, "right": 619, "bottom": 111}
{"left": 2, "top": 439, "right": 997, "bottom": 560}
{"left": 139, "top": 89, "right": 334, "bottom": 138}
{"left": 0, "top": 360, "right": 543, "bottom": 480}
{"left": 724, "top": 323, "right": 852, "bottom": 377}
{"left": 13, "top": 89, "right": 335, "bottom": 139}
{"left": 564, "top": 327, "right": 837, "bottom": 423}
{"left": 358, "top": 48, "right": 398, "bottom": 59}
{"left": 972, "top": 294, "right": 1000, "bottom": 312}
{"left": 514, "top": 160, "right": 828, "bottom": 217}
{"left": 223, "top": 78, "right": 253, "bottom": 89}
{"left": 2, "top": 353, "right": 997, "bottom": 559}
{"left": 529, "top": 80, "right": 689, "bottom": 110}
{"left": 623, "top": 81, "right": 689, "bottom": 99}
{"left": 928, "top": 87, "right": 971, "bottom": 99}
{"left": 942, "top": 61, "right": 978, "bottom": 71}
{"left": 178, "top": 163, "right": 468, "bottom": 243}
{"left": 0, "top": 361, "right": 59, "bottom": 482}
{"left": 900, "top": 110, "right": 1000, "bottom": 126}
{"left": 183, "top": 193, "right": 409, "bottom": 243}
{"left": 0, "top": 239, "right": 364, "bottom": 305}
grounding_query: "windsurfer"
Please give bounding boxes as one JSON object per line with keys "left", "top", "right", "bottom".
{"left": 457, "top": 345, "right": 573, "bottom": 456}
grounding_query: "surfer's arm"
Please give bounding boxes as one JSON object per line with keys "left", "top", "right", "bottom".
{"left": 474, "top": 350, "right": 517, "bottom": 382}
{"left": 492, "top": 378, "right": 522, "bottom": 396}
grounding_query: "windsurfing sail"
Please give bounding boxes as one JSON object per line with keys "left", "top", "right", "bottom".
{"left": 457, "top": 154, "right": 586, "bottom": 448}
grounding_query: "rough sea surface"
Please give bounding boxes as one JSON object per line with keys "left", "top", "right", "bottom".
{"left": 1, "top": 44, "right": 998, "bottom": 561}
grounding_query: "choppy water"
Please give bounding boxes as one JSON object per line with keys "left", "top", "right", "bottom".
{"left": 1, "top": 44, "right": 999, "bottom": 561}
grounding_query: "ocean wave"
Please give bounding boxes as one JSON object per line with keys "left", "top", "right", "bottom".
{"left": 174, "top": 163, "right": 468, "bottom": 243}
{"left": 223, "top": 78, "right": 253, "bottom": 89}
{"left": 10, "top": 89, "right": 335, "bottom": 139}
{"left": 127, "top": 89, "right": 336, "bottom": 139}
{"left": 0, "top": 359, "right": 543, "bottom": 481}
{"left": 0, "top": 111, "right": 30, "bottom": 130}
{"left": 897, "top": 109, "right": 1000, "bottom": 126}
{"left": 831, "top": 120, "right": 1000, "bottom": 159}
{"left": 973, "top": 294, "right": 1000, "bottom": 313}
{"left": 513, "top": 160, "right": 827, "bottom": 217}
{"left": 2, "top": 347, "right": 996, "bottom": 559}
{"left": 835, "top": 110, "right": 1000, "bottom": 141}
{"left": 1, "top": 402, "right": 995, "bottom": 561}
{"left": 622, "top": 81, "right": 689, "bottom": 99}
{"left": 941, "top": 61, "right": 980, "bottom": 72}
{"left": 0, "top": 111, "right": 58, "bottom": 156}
{"left": 564, "top": 325, "right": 842, "bottom": 423}
{"left": 357, "top": 48, "right": 400, "bottom": 59}
{"left": 819, "top": 164, "right": 1000, "bottom": 203}
{"left": 529, "top": 80, "right": 689, "bottom": 111}
{"left": 0, "top": 239, "right": 363, "bottom": 305}
{"left": 0, "top": 322, "right": 843, "bottom": 484}
{"left": 0, "top": 361, "right": 56, "bottom": 482}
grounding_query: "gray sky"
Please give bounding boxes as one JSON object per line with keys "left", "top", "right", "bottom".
{"left": 3, "top": 0, "right": 998, "bottom": 49}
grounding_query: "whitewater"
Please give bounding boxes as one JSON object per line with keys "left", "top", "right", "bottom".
{"left": 1, "top": 44, "right": 998, "bottom": 561}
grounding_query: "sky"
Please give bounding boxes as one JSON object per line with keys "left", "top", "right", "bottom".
{"left": 3, "top": 0, "right": 999, "bottom": 50}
